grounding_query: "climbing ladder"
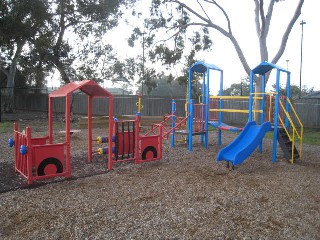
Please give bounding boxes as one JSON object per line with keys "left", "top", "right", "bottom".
{"left": 145, "top": 114, "right": 188, "bottom": 139}
{"left": 277, "top": 128, "right": 300, "bottom": 161}
{"left": 277, "top": 97, "right": 303, "bottom": 163}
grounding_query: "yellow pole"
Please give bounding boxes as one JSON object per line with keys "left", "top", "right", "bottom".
{"left": 136, "top": 94, "right": 143, "bottom": 113}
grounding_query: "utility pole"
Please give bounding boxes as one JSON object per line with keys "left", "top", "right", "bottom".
{"left": 299, "top": 19, "right": 306, "bottom": 98}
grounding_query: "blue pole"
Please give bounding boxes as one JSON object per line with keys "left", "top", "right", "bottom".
{"left": 259, "top": 75, "right": 266, "bottom": 153}
{"left": 188, "top": 99, "right": 194, "bottom": 151}
{"left": 249, "top": 71, "right": 254, "bottom": 122}
{"left": 285, "top": 72, "right": 291, "bottom": 129}
{"left": 204, "top": 69, "right": 209, "bottom": 149}
{"left": 187, "top": 69, "right": 193, "bottom": 151}
{"left": 188, "top": 69, "right": 193, "bottom": 103}
{"left": 272, "top": 69, "right": 281, "bottom": 163}
{"left": 202, "top": 74, "right": 206, "bottom": 104}
{"left": 171, "top": 99, "right": 176, "bottom": 148}
{"left": 201, "top": 74, "right": 206, "bottom": 144}
{"left": 218, "top": 70, "right": 223, "bottom": 145}
{"left": 261, "top": 75, "right": 266, "bottom": 124}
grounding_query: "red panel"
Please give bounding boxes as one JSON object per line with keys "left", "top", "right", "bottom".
{"left": 117, "top": 132, "right": 135, "bottom": 155}
{"left": 33, "top": 144, "right": 65, "bottom": 173}
{"left": 31, "top": 136, "right": 48, "bottom": 145}
{"left": 140, "top": 135, "right": 161, "bottom": 161}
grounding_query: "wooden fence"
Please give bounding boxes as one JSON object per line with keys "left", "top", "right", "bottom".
{"left": 4, "top": 92, "right": 320, "bottom": 128}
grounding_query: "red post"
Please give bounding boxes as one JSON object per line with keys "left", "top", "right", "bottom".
{"left": 26, "top": 127, "right": 33, "bottom": 185}
{"left": 158, "top": 124, "right": 163, "bottom": 160}
{"left": 65, "top": 94, "right": 71, "bottom": 178}
{"left": 108, "top": 96, "right": 114, "bottom": 170}
{"left": 135, "top": 114, "right": 140, "bottom": 164}
{"left": 13, "top": 122, "right": 18, "bottom": 173}
{"left": 88, "top": 95, "right": 92, "bottom": 162}
{"left": 48, "top": 97, "right": 53, "bottom": 144}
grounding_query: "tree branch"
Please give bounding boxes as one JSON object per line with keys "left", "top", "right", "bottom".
{"left": 203, "top": 0, "right": 232, "bottom": 33}
{"left": 254, "top": 0, "right": 261, "bottom": 36}
{"left": 265, "top": 0, "right": 276, "bottom": 36}
{"left": 272, "top": 0, "right": 304, "bottom": 64}
{"left": 197, "top": 0, "right": 212, "bottom": 23}
{"left": 168, "top": 0, "right": 250, "bottom": 75}
{"left": 169, "top": 0, "right": 211, "bottom": 25}
{"left": 259, "top": 0, "right": 266, "bottom": 37}
{"left": 56, "top": 1, "right": 65, "bottom": 51}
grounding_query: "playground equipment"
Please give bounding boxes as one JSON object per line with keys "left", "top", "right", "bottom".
{"left": 217, "top": 61, "right": 303, "bottom": 167}
{"left": 206, "top": 76, "right": 246, "bottom": 146}
{"left": 145, "top": 99, "right": 189, "bottom": 141}
{"left": 150, "top": 61, "right": 245, "bottom": 150}
{"left": 9, "top": 80, "right": 162, "bottom": 185}
{"left": 170, "top": 61, "right": 224, "bottom": 151}
{"left": 136, "top": 94, "right": 143, "bottom": 113}
{"left": 97, "top": 113, "right": 162, "bottom": 170}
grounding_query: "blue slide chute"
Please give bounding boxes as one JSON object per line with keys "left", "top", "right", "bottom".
{"left": 216, "top": 121, "right": 272, "bottom": 166}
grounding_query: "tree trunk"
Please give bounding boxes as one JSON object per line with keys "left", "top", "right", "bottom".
{"left": 48, "top": 54, "right": 70, "bottom": 84}
{"left": 4, "top": 40, "right": 25, "bottom": 113}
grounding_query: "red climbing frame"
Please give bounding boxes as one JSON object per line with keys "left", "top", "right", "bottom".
{"left": 106, "top": 114, "right": 163, "bottom": 170}
{"left": 13, "top": 123, "right": 66, "bottom": 185}
{"left": 11, "top": 80, "right": 114, "bottom": 185}
{"left": 11, "top": 80, "right": 164, "bottom": 184}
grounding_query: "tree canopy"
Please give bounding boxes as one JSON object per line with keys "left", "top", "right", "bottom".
{"left": 0, "top": 0, "right": 307, "bottom": 113}
{"left": 0, "top": 0, "right": 136, "bottom": 112}
{"left": 129, "top": 0, "right": 304, "bottom": 92}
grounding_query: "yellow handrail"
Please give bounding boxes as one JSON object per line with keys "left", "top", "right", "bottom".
{"left": 278, "top": 98, "right": 304, "bottom": 163}
{"left": 209, "top": 95, "right": 263, "bottom": 100}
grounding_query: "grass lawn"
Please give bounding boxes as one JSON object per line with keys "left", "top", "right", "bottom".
{"left": 264, "top": 127, "right": 319, "bottom": 145}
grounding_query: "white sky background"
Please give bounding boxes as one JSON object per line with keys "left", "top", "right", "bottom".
{"left": 51, "top": 0, "right": 319, "bottom": 94}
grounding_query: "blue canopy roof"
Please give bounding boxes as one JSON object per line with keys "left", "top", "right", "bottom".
{"left": 189, "top": 61, "right": 222, "bottom": 73}
{"left": 252, "top": 61, "right": 287, "bottom": 75}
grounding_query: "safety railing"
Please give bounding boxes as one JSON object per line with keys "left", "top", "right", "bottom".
{"left": 278, "top": 98, "right": 304, "bottom": 163}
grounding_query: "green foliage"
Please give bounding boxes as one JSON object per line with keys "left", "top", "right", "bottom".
{"left": 265, "top": 128, "right": 320, "bottom": 146}
{"left": 0, "top": 0, "right": 137, "bottom": 86}
{"left": 142, "top": 74, "right": 186, "bottom": 96}
{"left": 0, "top": 0, "right": 50, "bottom": 44}
{"left": 222, "top": 77, "right": 250, "bottom": 96}
{"left": 271, "top": 84, "right": 314, "bottom": 100}
{"left": 0, "top": 121, "right": 12, "bottom": 133}
{"left": 125, "top": 0, "right": 214, "bottom": 93}
{"left": 302, "top": 129, "right": 320, "bottom": 145}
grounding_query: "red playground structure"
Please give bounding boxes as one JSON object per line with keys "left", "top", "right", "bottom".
{"left": 9, "top": 80, "right": 162, "bottom": 185}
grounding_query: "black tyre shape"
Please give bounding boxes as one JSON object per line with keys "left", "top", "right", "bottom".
{"left": 37, "top": 158, "right": 63, "bottom": 176}
{"left": 142, "top": 146, "right": 157, "bottom": 160}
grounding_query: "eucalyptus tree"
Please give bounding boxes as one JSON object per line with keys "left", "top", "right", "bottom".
{"left": 0, "top": 0, "right": 50, "bottom": 112}
{"left": 37, "top": 0, "right": 137, "bottom": 84}
{"left": 0, "top": 0, "right": 136, "bottom": 112}
{"left": 130, "top": 0, "right": 304, "bottom": 93}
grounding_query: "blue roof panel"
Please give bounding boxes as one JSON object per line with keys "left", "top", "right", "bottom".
{"left": 190, "top": 61, "right": 222, "bottom": 73}
{"left": 252, "top": 61, "right": 287, "bottom": 75}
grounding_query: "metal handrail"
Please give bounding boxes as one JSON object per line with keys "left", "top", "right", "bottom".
{"left": 278, "top": 98, "right": 304, "bottom": 163}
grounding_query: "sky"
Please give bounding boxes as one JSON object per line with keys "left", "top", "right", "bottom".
{"left": 51, "top": 1, "right": 319, "bottom": 94}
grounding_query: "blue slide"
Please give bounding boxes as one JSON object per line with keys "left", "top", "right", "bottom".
{"left": 216, "top": 121, "right": 272, "bottom": 166}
